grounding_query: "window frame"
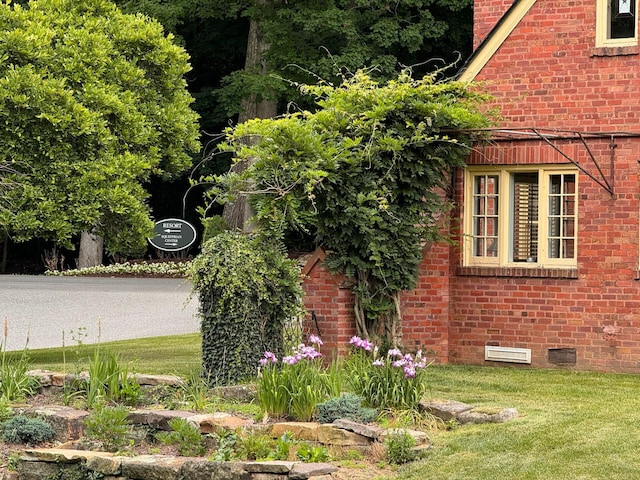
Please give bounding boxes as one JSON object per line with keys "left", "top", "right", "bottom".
{"left": 596, "top": 0, "right": 639, "bottom": 47}
{"left": 463, "top": 166, "right": 578, "bottom": 269}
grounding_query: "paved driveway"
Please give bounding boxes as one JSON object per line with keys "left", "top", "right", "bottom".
{"left": 0, "top": 275, "right": 199, "bottom": 351}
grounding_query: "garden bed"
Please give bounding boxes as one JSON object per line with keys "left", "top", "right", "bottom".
{"left": 0, "top": 371, "right": 401, "bottom": 480}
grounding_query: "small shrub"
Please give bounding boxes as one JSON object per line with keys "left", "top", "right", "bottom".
{"left": 6, "top": 452, "right": 20, "bottom": 471}
{"left": 0, "top": 397, "right": 13, "bottom": 422}
{"left": 296, "top": 442, "right": 330, "bottom": 462}
{"left": 83, "top": 404, "right": 132, "bottom": 452}
{"left": 210, "top": 429, "right": 238, "bottom": 461}
{"left": 201, "top": 215, "right": 228, "bottom": 242}
{"left": 190, "top": 232, "right": 304, "bottom": 386}
{"left": 385, "top": 430, "right": 417, "bottom": 465}
{"left": 175, "top": 370, "right": 215, "bottom": 412}
{"left": 0, "top": 351, "right": 39, "bottom": 402}
{"left": 86, "top": 349, "right": 140, "bottom": 408}
{"left": 270, "top": 432, "right": 294, "bottom": 460}
{"left": 236, "top": 433, "right": 274, "bottom": 460}
{"left": 156, "top": 417, "right": 205, "bottom": 456}
{"left": 315, "top": 393, "right": 377, "bottom": 424}
{"left": 0, "top": 415, "right": 54, "bottom": 444}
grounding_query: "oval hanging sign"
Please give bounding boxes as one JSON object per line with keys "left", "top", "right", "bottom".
{"left": 148, "top": 218, "right": 197, "bottom": 252}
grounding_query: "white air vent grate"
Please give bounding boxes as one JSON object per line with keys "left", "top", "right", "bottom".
{"left": 485, "top": 346, "right": 531, "bottom": 364}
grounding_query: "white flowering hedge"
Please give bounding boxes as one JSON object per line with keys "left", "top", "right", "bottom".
{"left": 47, "top": 261, "right": 190, "bottom": 277}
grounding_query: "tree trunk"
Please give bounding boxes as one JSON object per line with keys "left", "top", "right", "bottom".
{"left": 0, "top": 232, "right": 7, "bottom": 274}
{"left": 78, "top": 230, "right": 103, "bottom": 269}
{"left": 223, "top": 0, "right": 277, "bottom": 232}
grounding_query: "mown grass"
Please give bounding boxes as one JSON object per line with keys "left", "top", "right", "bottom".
{"left": 9, "top": 336, "right": 640, "bottom": 479}
{"left": 7, "top": 333, "right": 201, "bottom": 377}
{"left": 393, "top": 365, "right": 640, "bottom": 480}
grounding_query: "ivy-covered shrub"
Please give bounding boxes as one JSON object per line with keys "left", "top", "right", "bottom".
{"left": 315, "top": 393, "right": 377, "bottom": 424}
{"left": 0, "top": 415, "right": 55, "bottom": 444}
{"left": 189, "top": 232, "right": 304, "bottom": 385}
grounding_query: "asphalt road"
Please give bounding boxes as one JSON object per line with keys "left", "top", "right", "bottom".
{"left": 0, "top": 275, "right": 200, "bottom": 351}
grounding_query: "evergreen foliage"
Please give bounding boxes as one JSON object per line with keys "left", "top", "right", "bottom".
{"left": 119, "top": 0, "right": 474, "bottom": 129}
{"left": 315, "top": 393, "right": 377, "bottom": 424}
{"left": 0, "top": 415, "right": 55, "bottom": 444}
{"left": 189, "top": 232, "right": 304, "bottom": 385}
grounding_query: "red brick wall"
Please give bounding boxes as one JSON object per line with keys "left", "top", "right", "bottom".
{"left": 300, "top": 249, "right": 356, "bottom": 359}
{"left": 400, "top": 243, "right": 451, "bottom": 364}
{"left": 472, "top": 0, "right": 513, "bottom": 48}
{"left": 445, "top": 0, "right": 640, "bottom": 372}
{"left": 301, "top": 0, "right": 640, "bottom": 372}
{"left": 301, "top": 246, "right": 451, "bottom": 364}
{"left": 473, "top": 0, "right": 640, "bottom": 131}
{"left": 446, "top": 137, "right": 640, "bottom": 372}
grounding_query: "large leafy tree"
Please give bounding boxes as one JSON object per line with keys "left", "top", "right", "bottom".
{"left": 213, "top": 0, "right": 474, "bottom": 118}
{"left": 0, "top": 0, "right": 200, "bottom": 259}
{"left": 119, "top": 0, "right": 474, "bottom": 230}
{"left": 210, "top": 70, "right": 493, "bottom": 347}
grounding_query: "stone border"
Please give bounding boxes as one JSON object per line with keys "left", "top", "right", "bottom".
{"left": 18, "top": 449, "right": 339, "bottom": 480}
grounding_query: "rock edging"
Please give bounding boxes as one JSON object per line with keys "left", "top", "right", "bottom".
{"left": 18, "top": 448, "right": 338, "bottom": 480}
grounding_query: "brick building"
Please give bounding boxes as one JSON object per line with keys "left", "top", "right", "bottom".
{"left": 303, "top": 0, "right": 640, "bottom": 372}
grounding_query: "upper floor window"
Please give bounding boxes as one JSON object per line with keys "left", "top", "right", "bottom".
{"left": 464, "top": 166, "right": 577, "bottom": 268}
{"left": 596, "top": 0, "right": 638, "bottom": 47}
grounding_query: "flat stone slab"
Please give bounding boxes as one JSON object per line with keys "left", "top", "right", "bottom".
{"left": 332, "top": 419, "right": 383, "bottom": 441}
{"left": 419, "top": 399, "right": 474, "bottom": 421}
{"left": 27, "top": 370, "right": 185, "bottom": 388}
{"left": 289, "top": 462, "right": 338, "bottom": 479}
{"left": 212, "top": 384, "right": 257, "bottom": 403}
{"left": 189, "top": 412, "right": 253, "bottom": 433}
{"left": 271, "top": 422, "right": 319, "bottom": 441}
{"left": 121, "top": 454, "right": 191, "bottom": 480}
{"left": 457, "top": 407, "right": 519, "bottom": 424}
{"left": 317, "top": 424, "right": 371, "bottom": 446}
{"left": 22, "top": 448, "right": 115, "bottom": 464}
{"left": 127, "top": 409, "right": 194, "bottom": 430}
{"left": 133, "top": 374, "right": 184, "bottom": 386}
{"left": 180, "top": 459, "right": 250, "bottom": 479}
{"left": 244, "top": 461, "right": 294, "bottom": 474}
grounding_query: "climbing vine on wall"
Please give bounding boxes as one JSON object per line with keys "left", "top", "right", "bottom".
{"left": 203, "top": 69, "right": 493, "bottom": 348}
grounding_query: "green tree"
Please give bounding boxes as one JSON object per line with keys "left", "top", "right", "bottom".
{"left": 120, "top": 0, "right": 474, "bottom": 231}
{"left": 213, "top": 0, "right": 474, "bottom": 118}
{"left": 210, "top": 70, "right": 493, "bottom": 347}
{"left": 0, "top": 0, "right": 200, "bottom": 261}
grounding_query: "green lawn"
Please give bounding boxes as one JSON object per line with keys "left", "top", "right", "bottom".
{"left": 394, "top": 365, "right": 640, "bottom": 480}
{"left": 11, "top": 336, "right": 640, "bottom": 479}
{"left": 9, "top": 333, "right": 202, "bottom": 377}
